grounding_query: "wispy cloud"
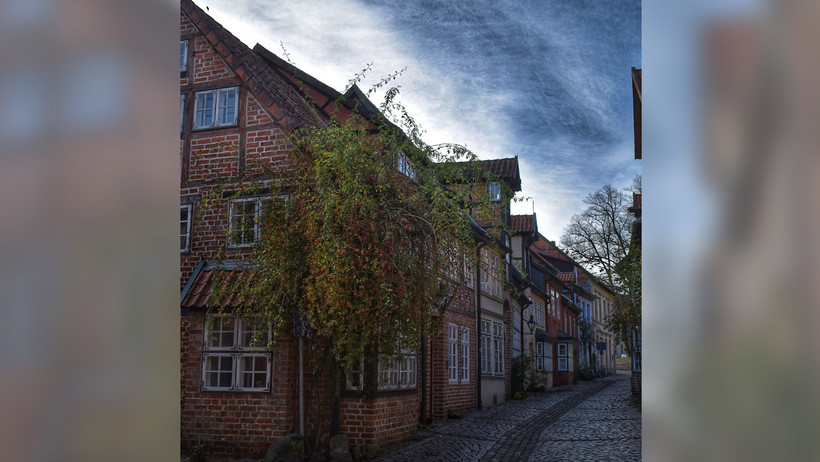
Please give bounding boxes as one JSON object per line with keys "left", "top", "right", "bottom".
{"left": 194, "top": 0, "right": 640, "bottom": 240}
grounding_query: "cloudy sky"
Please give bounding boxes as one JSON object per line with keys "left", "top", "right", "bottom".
{"left": 192, "top": 0, "right": 641, "bottom": 240}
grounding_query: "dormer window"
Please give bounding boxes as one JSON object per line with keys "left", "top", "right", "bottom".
{"left": 489, "top": 182, "right": 501, "bottom": 202}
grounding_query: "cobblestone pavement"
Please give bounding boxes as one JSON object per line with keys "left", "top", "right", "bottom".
{"left": 529, "top": 376, "right": 641, "bottom": 462}
{"left": 372, "top": 375, "right": 640, "bottom": 462}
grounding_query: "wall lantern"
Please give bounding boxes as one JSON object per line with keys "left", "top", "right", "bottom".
{"left": 527, "top": 314, "right": 536, "bottom": 333}
{"left": 435, "top": 285, "right": 454, "bottom": 315}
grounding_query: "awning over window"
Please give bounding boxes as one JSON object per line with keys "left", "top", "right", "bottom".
{"left": 181, "top": 261, "right": 256, "bottom": 309}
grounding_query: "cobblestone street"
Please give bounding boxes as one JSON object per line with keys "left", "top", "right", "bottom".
{"left": 373, "top": 375, "right": 640, "bottom": 461}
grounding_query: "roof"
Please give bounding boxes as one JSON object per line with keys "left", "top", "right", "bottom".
{"left": 180, "top": 261, "right": 256, "bottom": 309}
{"left": 555, "top": 272, "right": 575, "bottom": 283}
{"left": 181, "top": 0, "right": 320, "bottom": 134}
{"left": 254, "top": 44, "right": 397, "bottom": 130}
{"left": 511, "top": 214, "right": 536, "bottom": 234}
{"left": 446, "top": 157, "right": 522, "bottom": 191}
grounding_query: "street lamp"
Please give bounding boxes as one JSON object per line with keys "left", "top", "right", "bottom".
{"left": 527, "top": 314, "right": 536, "bottom": 333}
{"left": 435, "top": 284, "right": 454, "bottom": 315}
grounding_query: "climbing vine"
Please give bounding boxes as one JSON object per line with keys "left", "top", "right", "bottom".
{"left": 202, "top": 70, "right": 513, "bottom": 376}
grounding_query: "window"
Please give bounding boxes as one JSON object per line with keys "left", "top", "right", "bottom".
{"left": 464, "top": 256, "right": 474, "bottom": 288}
{"left": 180, "top": 204, "right": 192, "bottom": 252}
{"left": 345, "top": 359, "right": 364, "bottom": 391}
{"left": 180, "top": 93, "right": 185, "bottom": 132}
{"left": 194, "top": 87, "right": 238, "bottom": 129}
{"left": 448, "top": 324, "right": 458, "bottom": 382}
{"left": 557, "top": 342, "right": 568, "bottom": 371}
{"left": 460, "top": 327, "right": 470, "bottom": 382}
{"left": 377, "top": 349, "right": 417, "bottom": 390}
{"left": 202, "top": 314, "right": 271, "bottom": 392}
{"left": 492, "top": 322, "right": 504, "bottom": 376}
{"left": 480, "top": 319, "right": 491, "bottom": 375}
{"left": 395, "top": 151, "right": 416, "bottom": 181}
{"left": 534, "top": 300, "right": 544, "bottom": 327}
{"left": 229, "top": 197, "right": 265, "bottom": 247}
{"left": 480, "top": 248, "right": 501, "bottom": 297}
{"left": 180, "top": 40, "right": 189, "bottom": 72}
{"left": 489, "top": 182, "right": 501, "bottom": 202}
{"left": 536, "top": 341, "right": 545, "bottom": 371}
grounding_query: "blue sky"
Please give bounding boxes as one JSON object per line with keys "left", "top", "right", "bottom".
{"left": 193, "top": 0, "right": 641, "bottom": 240}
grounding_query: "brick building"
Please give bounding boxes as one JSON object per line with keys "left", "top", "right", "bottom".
{"left": 178, "top": 1, "right": 521, "bottom": 459}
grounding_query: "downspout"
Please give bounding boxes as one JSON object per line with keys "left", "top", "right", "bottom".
{"left": 420, "top": 333, "right": 427, "bottom": 424}
{"left": 474, "top": 242, "right": 486, "bottom": 410}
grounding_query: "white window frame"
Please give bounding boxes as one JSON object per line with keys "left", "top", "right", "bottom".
{"left": 180, "top": 204, "right": 192, "bottom": 253}
{"left": 534, "top": 300, "right": 544, "bottom": 327}
{"left": 480, "top": 248, "right": 501, "bottom": 298}
{"left": 557, "top": 342, "right": 568, "bottom": 372}
{"left": 202, "top": 314, "right": 272, "bottom": 392}
{"left": 460, "top": 327, "right": 470, "bottom": 383}
{"left": 448, "top": 324, "right": 458, "bottom": 383}
{"left": 489, "top": 182, "right": 501, "bottom": 202}
{"left": 480, "top": 319, "right": 491, "bottom": 375}
{"left": 377, "top": 349, "right": 417, "bottom": 391}
{"left": 180, "top": 39, "right": 189, "bottom": 72}
{"left": 228, "top": 197, "right": 265, "bottom": 248}
{"left": 194, "top": 87, "right": 239, "bottom": 129}
{"left": 464, "top": 256, "right": 474, "bottom": 288}
{"left": 395, "top": 151, "right": 417, "bottom": 181}
{"left": 492, "top": 322, "right": 504, "bottom": 376}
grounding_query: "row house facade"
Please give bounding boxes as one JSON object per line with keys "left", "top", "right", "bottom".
{"left": 509, "top": 215, "right": 584, "bottom": 388}
{"left": 538, "top": 239, "right": 618, "bottom": 374}
{"left": 178, "top": 1, "right": 529, "bottom": 459}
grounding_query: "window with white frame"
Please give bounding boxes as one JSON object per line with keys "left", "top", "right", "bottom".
{"left": 460, "top": 327, "right": 470, "bottom": 382}
{"left": 180, "top": 204, "right": 192, "bottom": 252}
{"left": 536, "top": 341, "right": 545, "bottom": 371}
{"left": 534, "top": 300, "right": 544, "bottom": 327}
{"left": 492, "top": 322, "right": 504, "bottom": 376}
{"left": 480, "top": 248, "right": 501, "bottom": 297}
{"left": 202, "top": 314, "right": 271, "bottom": 392}
{"left": 480, "top": 319, "right": 491, "bottom": 375}
{"left": 557, "top": 342, "right": 568, "bottom": 371}
{"left": 448, "top": 323, "right": 458, "bottom": 382}
{"left": 464, "top": 256, "right": 474, "bottom": 288}
{"left": 488, "top": 182, "right": 501, "bottom": 202}
{"left": 180, "top": 40, "right": 189, "bottom": 72}
{"left": 229, "top": 197, "right": 265, "bottom": 247}
{"left": 395, "top": 151, "right": 416, "bottom": 181}
{"left": 377, "top": 348, "right": 417, "bottom": 390}
{"left": 194, "top": 87, "right": 238, "bottom": 129}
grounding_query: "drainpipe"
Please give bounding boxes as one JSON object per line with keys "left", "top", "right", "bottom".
{"left": 420, "top": 333, "right": 427, "bottom": 424}
{"left": 474, "top": 242, "right": 486, "bottom": 410}
{"left": 298, "top": 335, "right": 304, "bottom": 435}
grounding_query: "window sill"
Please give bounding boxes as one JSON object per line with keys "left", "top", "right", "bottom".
{"left": 191, "top": 124, "right": 239, "bottom": 133}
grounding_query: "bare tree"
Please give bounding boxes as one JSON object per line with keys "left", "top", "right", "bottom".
{"left": 560, "top": 184, "right": 632, "bottom": 288}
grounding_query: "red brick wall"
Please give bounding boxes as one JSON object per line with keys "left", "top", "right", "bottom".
{"left": 181, "top": 312, "right": 297, "bottom": 459}
{"left": 339, "top": 393, "right": 420, "bottom": 450}
{"left": 430, "top": 314, "right": 475, "bottom": 418}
